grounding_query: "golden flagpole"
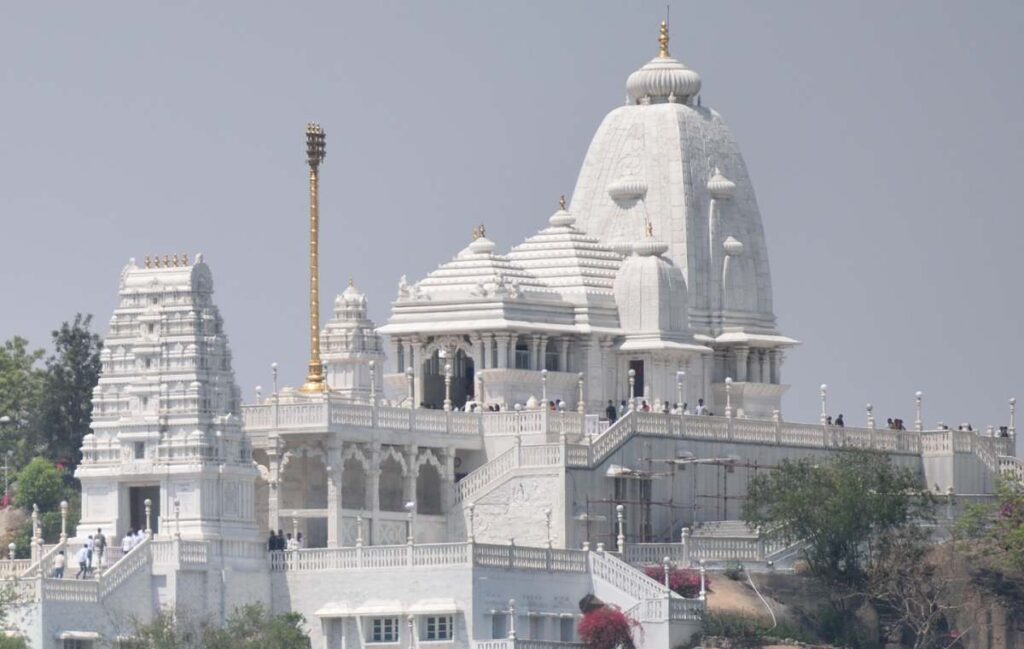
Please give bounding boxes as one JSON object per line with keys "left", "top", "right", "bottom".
{"left": 300, "top": 122, "right": 327, "bottom": 393}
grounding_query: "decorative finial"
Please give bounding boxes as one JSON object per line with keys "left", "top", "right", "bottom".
{"left": 559, "top": 195, "right": 567, "bottom": 211}
{"left": 172, "top": 254, "right": 179, "bottom": 267}
{"left": 182, "top": 253, "right": 189, "bottom": 265}
{"left": 645, "top": 220, "right": 654, "bottom": 238}
{"left": 658, "top": 20, "right": 670, "bottom": 58}
{"left": 348, "top": 277, "right": 354, "bottom": 287}
{"left": 144, "top": 256, "right": 151, "bottom": 269}
{"left": 472, "top": 224, "right": 486, "bottom": 240}
{"left": 162, "top": 255, "right": 170, "bottom": 267}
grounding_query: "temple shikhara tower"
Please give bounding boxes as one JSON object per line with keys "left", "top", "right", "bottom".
{"left": 3, "top": 21, "right": 1019, "bottom": 649}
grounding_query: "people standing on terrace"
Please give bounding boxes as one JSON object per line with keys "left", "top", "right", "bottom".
{"left": 605, "top": 401, "right": 617, "bottom": 423}
{"left": 695, "top": 399, "right": 708, "bottom": 416}
{"left": 52, "top": 550, "right": 65, "bottom": 579}
{"left": 835, "top": 414, "right": 844, "bottom": 427}
{"left": 75, "top": 544, "right": 89, "bottom": 579}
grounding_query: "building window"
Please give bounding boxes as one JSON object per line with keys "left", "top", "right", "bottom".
{"left": 63, "top": 640, "right": 94, "bottom": 649}
{"left": 370, "top": 617, "right": 399, "bottom": 643}
{"left": 514, "top": 341, "right": 530, "bottom": 369}
{"left": 560, "top": 617, "right": 575, "bottom": 642}
{"left": 133, "top": 442, "right": 145, "bottom": 460}
{"left": 147, "top": 324, "right": 155, "bottom": 334}
{"left": 491, "top": 614, "right": 507, "bottom": 640}
{"left": 545, "top": 346, "right": 559, "bottom": 371}
{"left": 424, "top": 615, "right": 453, "bottom": 641}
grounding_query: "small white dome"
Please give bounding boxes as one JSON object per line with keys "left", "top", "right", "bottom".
{"left": 548, "top": 208, "right": 575, "bottom": 228}
{"left": 614, "top": 239, "right": 689, "bottom": 334}
{"left": 625, "top": 22, "right": 701, "bottom": 104}
{"left": 607, "top": 178, "right": 648, "bottom": 201}
{"left": 334, "top": 279, "right": 369, "bottom": 318}
{"left": 707, "top": 168, "right": 736, "bottom": 200}
{"left": 723, "top": 236, "right": 744, "bottom": 256}
{"left": 467, "top": 236, "right": 496, "bottom": 255}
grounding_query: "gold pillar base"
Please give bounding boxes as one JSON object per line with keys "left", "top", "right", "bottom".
{"left": 299, "top": 362, "right": 326, "bottom": 393}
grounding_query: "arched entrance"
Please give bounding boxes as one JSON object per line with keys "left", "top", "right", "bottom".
{"left": 421, "top": 348, "right": 475, "bottom": 409}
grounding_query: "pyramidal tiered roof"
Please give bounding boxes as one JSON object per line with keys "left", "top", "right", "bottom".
{"left": 409, "top": 235, "right": 547, "bottom": 301}
{"left": 507, "top": 205, "right": 623, "bottom": 302}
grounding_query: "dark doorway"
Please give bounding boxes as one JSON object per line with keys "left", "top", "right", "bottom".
{"left": 129, "top": 485, "right": 160, "bottom": 535}
{"left": 628, "top": 359, "right": 645, "bottom": 400}
{"left": 422, "top": 349, "right": 475, "bottom": 410}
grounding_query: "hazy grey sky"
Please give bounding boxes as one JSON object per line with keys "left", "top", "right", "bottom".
{"left": 2, "top": 1, "right": 1022, "bottom": 435}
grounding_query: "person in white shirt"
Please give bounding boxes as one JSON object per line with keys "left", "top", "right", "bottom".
{"left": 75, "top": 545, "right": 90, "bottom": 579}
{"left": 121, "top": 530, "right": 134, "bottom": 555}
{"left": 695, "top": 399, "right": 708, "bottom": 416}
{"left": 51, "top": 551, "right": 66, "bottom": 579}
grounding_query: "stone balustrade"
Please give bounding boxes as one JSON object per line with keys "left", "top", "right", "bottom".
{"left": 241, "top": 399, "right": 590, "bottom": 440}
{"left": 269, "top": 541, "right": 589, "bottom": 573}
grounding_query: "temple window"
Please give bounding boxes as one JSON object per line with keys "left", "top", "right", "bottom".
{"left": 378, "top": 455, "right": 405, "bottom": 512}
{"left": 416, "top": 462, "right": 442, "bottom": 515}
{"left": 341, "top": 457, "right": 366, "bottom": 510}
{"left": 545, "top": 345, "right": 559, "bottom": 371}
{"left": 514, "top": 339, "right": 530, "bottom": 369}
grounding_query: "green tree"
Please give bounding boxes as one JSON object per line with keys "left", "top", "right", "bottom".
{"left": 36, "top": 314, "right": 102, "bottom": 469}
{"left": 14, "top": 458, "right": 64, "bottom": 511}
{"left": 131, "top": 605, "right": 310, "bottom": 649}
{"left": 0, "top": 336, "right": 46, "bottom": 464}
{"left": 955, "top": 476, "right": 1024, "bottom": 571}
{"left": 204, "top": 605, "right": 311, "bottom": 649}
{"left": 0, "top": 581, "right": 30, "bottom": 648}
{"left": 742, "top": 449, "right": 933, "bottom": 588}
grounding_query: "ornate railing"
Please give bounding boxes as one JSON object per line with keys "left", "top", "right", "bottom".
{"left": 242, "top": 399, "right": 589, "bottom": 439}
{"left": 1000, "top": 455, "right": 1024, "bottom": 483}
{"left": 0, "top": 560, "right": 32, "bottom": 578}
{"left": 268, "top": 541, "right": 588, "bottom": 574}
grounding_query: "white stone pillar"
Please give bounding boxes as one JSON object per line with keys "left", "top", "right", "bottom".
{"left": 326, "top": 442, "right": 343, "bottom": 548}
{"left": 368, "top": 443, "right": 382, "bottom": 546}
{"left": 734, "top": 346, "right": 749, "bottom": 383}
{"left": 268, "top": 441, "right": 282, "bottom": 534}
{"left": 495, "top": 334, "right": 510, "bottom": 369}
{"left": 559, "top": 337, "right": 570, "bottom": 373}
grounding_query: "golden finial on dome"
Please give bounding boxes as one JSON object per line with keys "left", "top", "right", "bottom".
{"left": 658, "top": 20, "right": 670, "bottom": 58}
{"left": 472, "top": 224, "right": 486, "bottom": 240}
{"left": 559, "top": 195, "right": 567, "bottom": 211}
{"left": 348, "top": 277, "right": 354, "bottom": 287}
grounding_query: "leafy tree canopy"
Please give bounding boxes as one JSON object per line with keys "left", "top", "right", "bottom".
{"left": 131, "top": 605, "right": 310, "bottom": 649}
{"left": 0, "top": 336, "right": 45, "bottom": 462}
{"left": 742, "top": 449, "right": 933, "bottom": 587}
{"left": 14, "top": 457, "right": 64, "bottom": 511}
{"left": 36, "top": 314, "right": 102, "bottom": 470}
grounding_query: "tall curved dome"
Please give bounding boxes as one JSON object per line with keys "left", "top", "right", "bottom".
{"left": 570, "top": 23, "right": 782, "bottom": 340}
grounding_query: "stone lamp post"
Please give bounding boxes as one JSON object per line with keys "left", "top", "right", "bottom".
{"left": 724, "top": 377, "right": 733, "bottom": 418}
{"left": 405, "top": 501, "right": 416, "bottom": 544}
{"left": 577, "top": 372, "right": 585, "bottom": 414}
{"left": 628, "top": 369, "right": 636, "bottom": 410}
{"left": 676, "top": 371, "right": 685, "bottom": 413}
{"left": 819, "top": 384, "right": 828, "bottom": 424}
{"left": 7, "top": 543, "right": 14, "bottom": 561}
{"left": 443, "top": 363, "right": 453, "bottom": 412}
{"left": 541, "top": 369, "right": 548, "bottom": 405}
{"left": 59, "top": 500, "right": 68, "bottom": 543}
{"left": 144, "top": 498, "right": 153, "bottom": 538}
